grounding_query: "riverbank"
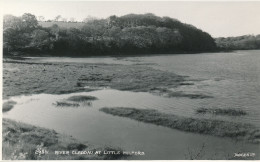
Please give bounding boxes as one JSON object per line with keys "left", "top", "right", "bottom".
{"left": 2, "top": 118, "right": 127, "bottom": 160}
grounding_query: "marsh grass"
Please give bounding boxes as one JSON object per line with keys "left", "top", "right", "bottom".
{"left": 185, "top": 143, "right": 206, "bottom": 160}
{"left": 3, "top": 100, "right": 17, "bottom": 112}
{"left": 67, "top": 143, "right": 87, "bottom": 151}
{"left": 3, "top": 61, "right": 189, "bottom": 100}
{"left": 151, "top": 87, "right": 213, "bottom": 99}
{"left": 54, "top": 101, "right": 80, "bottom": 107}
{"left": 196, "top": 108, "right": 247, "bottom": 116}
{"left": 167, "top": 91, "right": 213, "bottom": 99}
{"left": 100, "top": 107, "right": 260, "bottom": 143}
{"left": 2, "top": 118, "right": 128, "bottom": 160}
{"left": 67, "top": 95, "right": 98, "bottom": 102}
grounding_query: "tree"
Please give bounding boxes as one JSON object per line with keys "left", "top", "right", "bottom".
{"left": 81, "top": 19, "right": 108, "bottom": 41}
{"left": 3, "top": 27, "right": 32, "bottom": 53}
{"left": 30, "top": 29, "right": 51, "bottom": 50}
{"left": 156, "top": 27, "right": 182, "bottom": 47}
{"left": 49, "top": 24, "right": 60, "bottom": 40}
{"left": 3, "top": 14, "right": 37, "bottom": 54}
{"left": 54, "top": 15, "right": 62, "bottom": 22}
{"left": 21, "top": 13, "right": 38, "bottom": 30}
{"left": 3, "top": 15, "right": 23, "bottom": 30}
{"left": 38, "top": 16, "right": 45, "bottom": 22}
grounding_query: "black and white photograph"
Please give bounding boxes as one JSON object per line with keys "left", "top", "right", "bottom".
{"left": 1, "top": 0, "right": 260, "bottom": 160}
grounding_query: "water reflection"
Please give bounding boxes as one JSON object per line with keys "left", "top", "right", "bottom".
{"left": 4, "top": 90, "right": 260, "bottom": 160}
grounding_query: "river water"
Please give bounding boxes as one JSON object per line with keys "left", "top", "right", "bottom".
{"left": 4, "top": 50, "right": 260, "bottom": 159}
{"left": 27, "top": 50, "right": 260, "bottom": 127}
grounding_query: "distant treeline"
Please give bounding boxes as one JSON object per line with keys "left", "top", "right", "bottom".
{"left": 215, "top": 35, "right": 260, "bottom": 50}
{"left": 38, "top": 21, "right": 85, "bottom": 29}
{"left": 3, "top": 13, "right": 217, "bottom": 56}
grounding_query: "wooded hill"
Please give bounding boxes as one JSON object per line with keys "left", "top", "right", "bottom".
{"left": 215, "top": 35, "right": 260, "bottom": 50}
{"left": 4, "top": 13, "right": 217, "bottom": 56}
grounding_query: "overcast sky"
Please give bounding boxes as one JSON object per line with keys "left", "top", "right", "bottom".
{"left": 2, "top": 0, "right": 260, "bottom": 37}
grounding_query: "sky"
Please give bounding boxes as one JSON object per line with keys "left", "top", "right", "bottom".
{"left": 2, "top": 0, "right": 260, "bottom": 37}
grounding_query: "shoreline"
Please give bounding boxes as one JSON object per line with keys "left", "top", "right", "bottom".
{"left": 3, "top": 49, "right": 232, "bottom": 59}
{"left": 2, "top": 118, "right": 127, "bottom": 160}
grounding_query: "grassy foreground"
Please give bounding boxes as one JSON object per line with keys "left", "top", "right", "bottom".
{"left": 100, "top": 107, "right": 260, "bottom": 144}
{"left": 2, "top": 118, "right": 127, "bottom": 160}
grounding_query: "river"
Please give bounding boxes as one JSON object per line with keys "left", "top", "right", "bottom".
{"left": 4, "top": 50, "right": 260, "bottom": 159}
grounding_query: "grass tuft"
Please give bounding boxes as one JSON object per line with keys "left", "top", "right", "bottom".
{"left": 67, "top": 143, "right": 87, "bottom": 151}
{"left": 67, "top": 95, "right": 98, "bottom": 102}
{"left": 167, "top": 92, "right": 213, "bottom": 99}
{"left": 100, "top": 107, "right": 260, "bottom": 143}
{"left": 3, "top": 100, "right": 17, "bottom": 112}
{"left": 196, "top": 108, "right": 247, "bottom": 116}
{"left": 54, "top": 101, "right": 80, "bottom": 107}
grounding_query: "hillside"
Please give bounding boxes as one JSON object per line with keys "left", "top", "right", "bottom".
{"left": 215, "top": 35, "right": 260, "bottom": 50}
{"left": 4, "top": 13, "right": 217, "bottom": 56}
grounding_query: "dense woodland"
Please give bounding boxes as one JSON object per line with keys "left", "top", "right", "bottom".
{"left": 3, "top": 13, "right": 223, "bottom": 56}
{"left": 215, "top": 35, "right": 260, "bottom": 50}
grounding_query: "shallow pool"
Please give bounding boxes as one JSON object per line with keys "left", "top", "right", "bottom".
{"left": 4, "top": 89, "right": 259, "bottom": 159}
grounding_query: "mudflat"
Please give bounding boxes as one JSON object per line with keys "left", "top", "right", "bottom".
{"left": 3, "top": 59, "right": 186, "bottom": 99}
